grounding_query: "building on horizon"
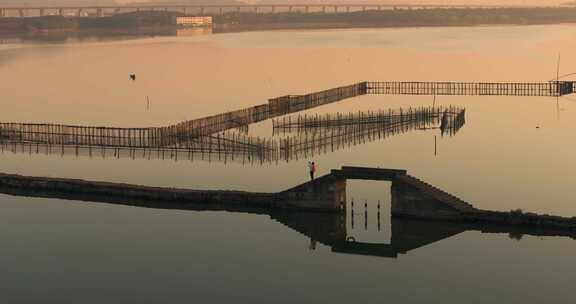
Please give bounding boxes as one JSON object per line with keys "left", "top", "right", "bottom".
{"left": 175, "top": 16, "right": 213, "bottom": 27}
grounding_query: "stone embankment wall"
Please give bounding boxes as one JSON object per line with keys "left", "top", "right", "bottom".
{"left": 391, "top": 174, "right": 576, "bottom": 230}
{"left": 0, "top": 172, "right": 340, "bottom": 211}
{"left": 1, "top": 168, "right": 576, "bottom": 232}
{"left": 0, "top": 172, "right": 275, "bottom": 209}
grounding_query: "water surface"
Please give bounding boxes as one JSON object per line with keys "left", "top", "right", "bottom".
{"left": 1, "top": 25, "right": 576, "bottom": 303}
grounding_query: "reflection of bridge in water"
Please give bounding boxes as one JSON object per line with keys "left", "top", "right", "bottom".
{"left": 0, "top": 106, "right": 465, "bottom": 164}
{"left": 1, "top": 166, "right": 573, "bottom": 259}
{"left": 275, "top": 213, "right": 576, "bottom": 258}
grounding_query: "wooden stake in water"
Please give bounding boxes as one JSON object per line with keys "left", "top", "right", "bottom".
{"left": 556, "top": 53, "right": 561, "bottom": 120}
{"left": 434, "top": 135, "right": 437, "bottom": 156}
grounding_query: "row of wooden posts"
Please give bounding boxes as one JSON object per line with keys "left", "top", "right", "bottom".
{"left": 1, "top": 80, "right": 571, "bottom": 150}
{"left": 277, "top": 106, "right": 465, "bottom": 159}
{"left": 366, "top": 81, "right": 575, "bottom": 96}
{"left": 0, "top": 82, "right": 368, "bottom": 149}
{"left": 0, "top": 136, "right": 277, "bottom": 165}
{"left": 1, "top": 106, "right": 465, "bottom": 164}
{"left": 273, "top": 106, "right": 462, "bottom": 133}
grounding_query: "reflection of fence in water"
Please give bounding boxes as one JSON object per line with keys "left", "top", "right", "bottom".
{"left": 168, "top": 82, "right": 367, "bottom": 142}
{"left": 0, "top": 82, "right": 368, "bottom": 148}
{"left": 0, "top": 106, "right": 465, "bottom": 164}
{"left": 0, "top": 132, "right": 278, "bottom": 164}
{"left": 0, "top": 80, "right": 571, "bottom": 150}
{"left": 0, "top": 121, "right": 257, "bottom": 149}
{"left": 0, "top": 123, "right": 155, "bottom": 147}
{"left": 274, "top": 106, "right": 465, "bottom": 159}
{"left": 273, "top": 106, "right": 463, "bottom": 133}
{"left": 439, "top": 107, "right": 466, "bottom": 137}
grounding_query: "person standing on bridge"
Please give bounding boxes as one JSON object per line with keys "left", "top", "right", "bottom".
{"left": 308, "top": 161, "right": 317, "bottom": 181}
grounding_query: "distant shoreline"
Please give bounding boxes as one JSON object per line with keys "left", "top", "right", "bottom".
{"left": 215, "top": 7, "right": 576, "bottom": 28}
{"left": 3, "top": 21, "right": 576, "bottom": 43}
{"left": 213, "top": 20, "right": 576, "bottom": 32}
{"left": 3, "top": 7, "right": 576, "bottom": 38}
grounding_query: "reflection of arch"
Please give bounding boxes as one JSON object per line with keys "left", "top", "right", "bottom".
{"left": 272, "top": 211, "right": 576, "bottom": 259}
{"left": 272, "top": 211, "right": 466, "bottom": 258}
{"left": 1, "top": 175, "right": 575, "bottom": 259}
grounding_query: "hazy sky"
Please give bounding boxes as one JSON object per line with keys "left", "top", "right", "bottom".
{"left": 114, "top": 0, "right": 568, "bottom": 5}
{"left": 249, "top": 0, "right": 568, "bottom": 4}
{"left": 2, "top": 0, "right": 565, "bottom": 6}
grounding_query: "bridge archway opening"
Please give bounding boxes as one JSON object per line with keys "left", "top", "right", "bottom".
{"left": 345, "top": 179, "right": 392, "bottom": 244}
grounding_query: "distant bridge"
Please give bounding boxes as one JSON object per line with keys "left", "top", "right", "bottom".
{"left": 0, "top": 3, "right": 563, "bottom": 18}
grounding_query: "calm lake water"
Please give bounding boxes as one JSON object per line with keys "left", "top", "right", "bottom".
{"left": 2, "top": 25, "right": 576, "bottom": 303}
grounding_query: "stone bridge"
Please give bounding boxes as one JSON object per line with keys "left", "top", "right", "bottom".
{"left": 277, "top": 166, "right": 476, "bottom": 220}
{"left": 0, "top": 166, "right": 575, "bottom": 234}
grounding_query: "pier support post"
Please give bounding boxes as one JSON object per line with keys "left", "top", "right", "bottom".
{"left": 0, "top": 9, "right": 4, "bottom": 18}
